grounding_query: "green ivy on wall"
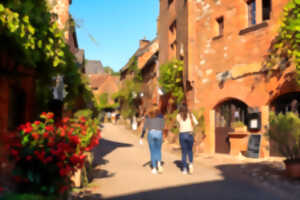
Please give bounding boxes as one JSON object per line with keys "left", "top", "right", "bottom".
{"left": 158, "top": 59, "right": 184, "bottom": 103}
{"left": 0, "top": 0, "right": 95, "bottom": 112}
{"left": 266, "top": 0, "right": 300, "bottom": 84}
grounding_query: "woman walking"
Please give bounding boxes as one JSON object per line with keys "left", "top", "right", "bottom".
{"left": 140, "top": 106, "right": 164, "bottom": 174}
{"left": 176, "top": 104, "right": 198, "bottom": 174}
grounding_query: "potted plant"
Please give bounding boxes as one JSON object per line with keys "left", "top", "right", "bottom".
{"left": 231, "top": 121, "right": 247, "bottom": 132}
{"left": 268, "top": 112, "right": 300, "bottom": 178}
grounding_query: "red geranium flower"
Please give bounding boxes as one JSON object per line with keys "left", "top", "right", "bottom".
{"left": 59, "top": 185, "right": 68, "bottom": 194}
{"left": 34, "top": 121, "right": 41, "bottom": 126}
{"left": 11, "top": 149, "right": 19, "bottom": 157}
{"left": 45, "top": 125, "right": 54, "bottom": 132}
{"left": 62, "top": 117, "right": 69, "bottom": 123}
{"left": 70, "top": 135, "right": 80, "bottom": 145}
{"left": 43, "top": 132, "right": 49, "bottom": 139}
{"left": 31, "top": 133, "right": 39, "bottom": 140}
{"left": 23, "top": 126, "right": 33, "bottom": 134}
{"left": 26, "top": 155, "right": 32, "bottom": 161}
{"left": 47, "top": 112, "right": 54, "bottom": 119}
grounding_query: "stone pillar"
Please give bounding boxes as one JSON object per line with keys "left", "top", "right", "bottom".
{"left": 260, "top": 105, "right": 270, "bottom": 158}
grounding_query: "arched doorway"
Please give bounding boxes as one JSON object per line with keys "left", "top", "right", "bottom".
{"left": 269, "top": 92, "right": 300, "bottom": 156}
{"left": 270, "top": 92, "right": 300, "bottom": 114}
{"left": 214, "top": 98, "right": 248, "bottom": 154}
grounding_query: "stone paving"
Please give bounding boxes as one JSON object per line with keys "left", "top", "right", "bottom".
{"left": 72, "top": 123, "right": 299, "bottom": 200}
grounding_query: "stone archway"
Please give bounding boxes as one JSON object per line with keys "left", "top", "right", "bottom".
{"left": 214, "top": 98, "right": 248, "bottom": 154}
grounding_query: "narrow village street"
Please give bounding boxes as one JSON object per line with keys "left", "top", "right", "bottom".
{"left": 73, "top": 123, "right": 287, "bottom": 200}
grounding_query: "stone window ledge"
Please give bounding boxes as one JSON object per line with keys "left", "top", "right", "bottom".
{"left": 239, "top": 22, "right": 269, "bottom": 35}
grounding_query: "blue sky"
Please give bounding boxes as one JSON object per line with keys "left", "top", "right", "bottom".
{"left": 70, "top": 0, "right": 159, "bottom": 72}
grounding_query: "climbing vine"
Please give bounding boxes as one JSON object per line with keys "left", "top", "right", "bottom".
{"left": 265, "top": 0, "right": 300, "bottom": 84}
{"left": 0, "top": 0, "right": 95, "bottom": 112}
{"left": 117, "top": 56, "right": 143, "bottom": 119}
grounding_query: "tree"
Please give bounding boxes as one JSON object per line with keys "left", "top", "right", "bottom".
{"left": 103, "top": 66, "right": 120, "bottom": 76}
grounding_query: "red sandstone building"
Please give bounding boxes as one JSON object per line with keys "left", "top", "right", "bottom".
{"left": 159, "top": 0, "right": 298, "bottom": 157}
{"left": 120, "top": 38, "right": 160, "bottom": 112}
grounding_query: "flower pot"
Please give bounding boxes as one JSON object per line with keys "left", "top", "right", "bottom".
{"left": 284, "top": 159, "right": 300, "bottom": 178}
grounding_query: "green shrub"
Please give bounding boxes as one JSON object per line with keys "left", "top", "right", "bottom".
{"left": 0, "top": 193, "right": 56, "bottom": 200}
{"left": 268, "top": 112, "right": 300, "bottom": 160}
{"left": 192, "top": 108, "right": 206, "bottom": 136}
{"left": 74, "top": 109, "right": 93, "bottom": 119}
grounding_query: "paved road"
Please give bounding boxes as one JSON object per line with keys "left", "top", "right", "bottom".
{"left": 76, "top": 123, "right": 284, "bottom": 200}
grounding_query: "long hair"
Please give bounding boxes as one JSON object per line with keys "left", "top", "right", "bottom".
{"left": 147, "top": 105, "right": 160, "bottom": 118}
{"left": 179, "top": 104, "right": 188, "bottom": 121}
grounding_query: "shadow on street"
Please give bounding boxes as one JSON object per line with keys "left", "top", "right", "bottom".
{"left": 74, "top": 162, "right": 300, "bottom": 200}
{"left": 92, "top": 138, "right": 132, "bottom": 166}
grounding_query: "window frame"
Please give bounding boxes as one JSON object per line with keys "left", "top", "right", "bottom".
{"left": 247, "top": 0, "right": 256, "bottom": 26}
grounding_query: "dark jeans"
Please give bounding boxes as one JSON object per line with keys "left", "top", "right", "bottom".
{"left": 179, "top": 132, "right": 194, "bottom": 168}
{"left": 147, "top": 129, "right": 162, "bottom": 168}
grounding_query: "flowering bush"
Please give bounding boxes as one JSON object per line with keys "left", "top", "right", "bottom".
{"left": 7, "top": 112, "right": 101, "bottom": 196}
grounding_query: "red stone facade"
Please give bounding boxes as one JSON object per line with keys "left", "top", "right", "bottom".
{"left": 89, "top": 74, "right": 120, "bottom": 104}
{"left": 49, "top": 0, "right": 72, "bottom": 39}
{"left": 120, "top": 38, "right": 160, "bottom": 113}
{"left": 159, "top": 0, "right": 297, "bottom": 157}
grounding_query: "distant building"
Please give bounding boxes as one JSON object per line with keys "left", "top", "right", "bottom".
{"left": 85, "top": 60, "right": 105, "bottom": 75}
{"left": 120, "top": 38, "right": 160, "bottom": 115}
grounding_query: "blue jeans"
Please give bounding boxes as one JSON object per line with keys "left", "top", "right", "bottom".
{"left": 147, "top": 129, "right": 162, "bottom": 168}
{"left": 179, "top": 132, "right": 194, "bottom": 168}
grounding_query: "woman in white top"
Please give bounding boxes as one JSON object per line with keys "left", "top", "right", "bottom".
{"left": 176, "top": 104, "right": 198, "bottom": 174}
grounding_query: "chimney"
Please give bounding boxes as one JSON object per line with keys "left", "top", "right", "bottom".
{"left": 139, "top": 38, "right": 150, "bottom": 49}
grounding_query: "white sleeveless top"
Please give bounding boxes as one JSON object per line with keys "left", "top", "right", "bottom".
{"left": 176, "top": 113, "right": 198, "bottom": 133}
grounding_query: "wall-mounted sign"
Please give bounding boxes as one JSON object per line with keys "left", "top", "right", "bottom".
{"left": 246, "top": 134, "right": 262, "bottom": 158}
{"left": 247, "top": 112, "right": 261, "bottom": 131}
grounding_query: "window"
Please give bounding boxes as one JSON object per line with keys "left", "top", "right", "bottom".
{"left": 262, "top": 0, "right": 271, "bottom": 21}
{"left": 247, "top": 0, "right": 256, "bottom": 26}
{"left": 168, "top": 0, "right": 174, "bottom": 7}
{"left": 169, "top": 20, "right": 176, "bottom": 33}
{"left": 217, "top": 16, "right": 224, "bottom": 36}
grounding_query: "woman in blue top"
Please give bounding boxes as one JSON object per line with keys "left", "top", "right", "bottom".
{"left": 140, "top": 105, "right": 165, "bottom": 174}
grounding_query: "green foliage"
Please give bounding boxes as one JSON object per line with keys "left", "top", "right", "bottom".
{"left": 117, "top": 57, "right": 143, "bottom": 119}
{"left": 0, "top": 1, "right": 67, "bottom": 69}
{"left": 268, "top": 112, "right": 300, "bottom": 160}
{"left": 231, "top": 121, "right": 246, "bottom": 128}
{"left": 118, "top": 79, "right": 142, "bottom": 119}
{"left": 265, "top": 0, "right": 300, "bottom": 84}
{"left": 127, "top": 56, "right": 142, "bottom": 81}
{"left": 165, "top": 110, "right": 179, "bottom": 134}
{"left": 0, "top": 193, "right": 56, "bottom": 200}
{"left": 99, "top": 93, "right": 109, "bottom": 106}
{"left": 159, "top": 59, "right": 184, "bottom": 103}
{"left": 103, "top": 66, "right": 120, "bottom": 76}
{"left": 74, "top": 109, "right": 93, "bottom": 119}
{"left": 0, "top": 1, "right": 95, "bottom": 113}
{"left": 95, "top": 92, "right": 119, "bottom": 112}
{"left": 192, "top": 108, "right": 206, "bottom": 136}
